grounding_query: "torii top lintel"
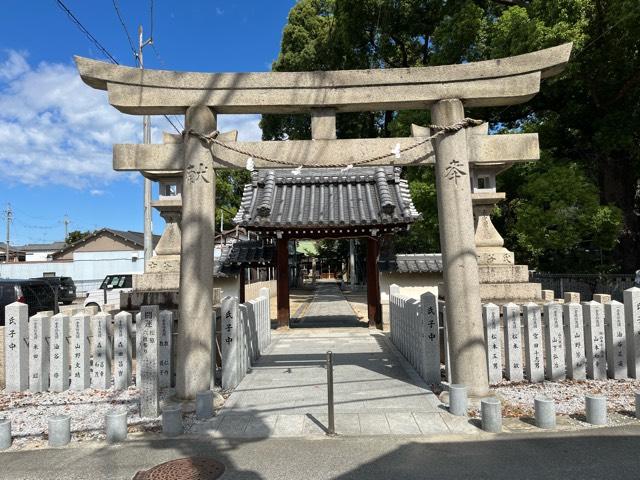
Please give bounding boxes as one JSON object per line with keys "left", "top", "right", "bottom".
{"left": 75, "top": 43, "right": 572, "bottom": 116}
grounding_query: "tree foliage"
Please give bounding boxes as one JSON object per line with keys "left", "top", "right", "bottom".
{"left": 66, "top": 230, "right": 92, "bottom": 245}
{"left": 215, "top": 170, "right": 251, "bottom": 231}
{"left": 262, "top": 0, "right": 637, "bottom": 273}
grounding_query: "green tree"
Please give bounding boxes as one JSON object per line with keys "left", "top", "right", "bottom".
{"left": 65, "top": 230, "right": 92, "bottom": 245}
{"left": 215, "top": 170, "right": 251, "bottom": 231}
{"left": 264, "top": 0, "right": 633, "bottom": 272}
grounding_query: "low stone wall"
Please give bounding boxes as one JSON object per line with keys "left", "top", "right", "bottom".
{"left": 389, "top": 287, "right": 640, "bottom": 386}
{"left": 220, "top": 292, "right": 272, "bottom": 390}
{"left": 245, "top": 280, "right": 277, "bottom": 303}
{"left": 380, "top": 272, "right": 440, "bottom": 326}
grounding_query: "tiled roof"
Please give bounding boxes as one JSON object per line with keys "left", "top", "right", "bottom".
{"left": 222, "top": 240, "right": 275, "bottom": 266}
{"left": 234, "top": 167, "right": 420, "bottom": 231}
{"left": 215, "top": 240, "right": 275, "bottom": 276}
{"left": 379, "top": 253, "right": 443, "bottom": 273}
{"left": 50, "top": 229, "right": 161, "bottom": 259}
{"left": 15, "top": 242, "right": 66, "bottom": 252}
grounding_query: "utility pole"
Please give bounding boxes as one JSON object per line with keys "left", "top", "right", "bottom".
{"left": 4, "top": 204, "right": 12, "bottom": 263}
{"left": 63, "top": 214, "right": 70, "bottom": 241}
{"left": 139, "top": 25, "right": 153, "bottom": 269}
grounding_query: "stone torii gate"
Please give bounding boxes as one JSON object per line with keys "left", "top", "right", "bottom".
{"left": 75, "top": 43, "right": 572, "bottom": 399}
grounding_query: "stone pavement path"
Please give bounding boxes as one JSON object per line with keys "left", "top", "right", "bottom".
{"left": 292, "top": 281, "right": 366, "bottom": 328}
{"left": 195, "top": 282, "right": 479, "bottom": 438}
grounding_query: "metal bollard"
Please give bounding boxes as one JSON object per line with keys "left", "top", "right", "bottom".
{"left": 534, "top": 396, "right": 556, "bottom": 429}
{"left": 0, "top": 418, "right": 11, "bottom": 450}
{"left": 585, "top": 395, "right": 607, "bottom": 425}
{"left": 635, "top": 392, "right": 640, "bottom": 420}
{"left": 449, "top": 384, "right": 468, "bottom": 416}
{"left": 326, "top": 351, "right": 335, "bottom": 435}
{"left": 196, "top": 390, "right": 215, "bottom": 420}
{"left": 105, "top": 409, "right": 128, "bottom": 443}
{"left": 48, "top": 415, "right": 71, "bottom": 447}
{"left": 480, "top": 397, "right": 502, "bottom": 433}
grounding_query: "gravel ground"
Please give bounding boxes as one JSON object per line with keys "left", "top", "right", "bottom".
{"left": 492, "top": 378, "right": 640, "bottom": 418}
{"left": 0, "top": 386, "right": 225, "bottom": 450}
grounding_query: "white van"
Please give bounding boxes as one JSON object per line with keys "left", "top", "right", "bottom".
{"left": 84, "top": 273, "right": 134, "bottom": 311}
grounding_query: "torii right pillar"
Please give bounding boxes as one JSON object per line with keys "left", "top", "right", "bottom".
{"left": 432, "top": 99, "right": 489, "bottom": 396}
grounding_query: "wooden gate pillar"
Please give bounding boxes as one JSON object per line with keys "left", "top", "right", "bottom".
{"left": 367, "top": 237, "right": 382, "bottom": 329}
{"left": 276, "top": 237, "right": 290, "bottom": 328}
{"left": 239, "top": 267, "right": 246, "bottom": 304}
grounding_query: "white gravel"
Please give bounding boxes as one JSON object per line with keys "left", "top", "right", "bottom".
{"left": 0, "top": 387, "right": 179, "bottom": 449}
{"left": 493, "top": 378, "right": 640, "bottom": 417}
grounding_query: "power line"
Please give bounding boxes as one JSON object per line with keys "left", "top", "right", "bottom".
{"left": 111, "top": 0, "right": 138, "bottom": 63}
{"left": 149, "top": 0, "right": 154, "bottom": 41}
{"left": 55, "top": 0, "right": 181, "bottom": 134}
{"left": 54, "top": 0, "right": 118, "bottom": 64}
{"left": 147, "top": 1, "right": 184, "bottom": 131}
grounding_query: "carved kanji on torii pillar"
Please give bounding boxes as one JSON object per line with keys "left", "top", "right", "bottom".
{"left": 75, "top": 43, "right": 572, "bottom": 398}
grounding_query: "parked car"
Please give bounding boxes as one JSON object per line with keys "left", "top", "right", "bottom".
{"left": 0, "top": 278, "right": 59, "bottom": 326}
{"left": 84, "top": 273, "right": 134, "bottom": 311}
{"left": 31, "top": 276, "right": 77, "bottom": 305}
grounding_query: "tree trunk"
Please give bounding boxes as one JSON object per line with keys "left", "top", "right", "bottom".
{"left": 599, "top": 153, "right": 639, "bottom": 272}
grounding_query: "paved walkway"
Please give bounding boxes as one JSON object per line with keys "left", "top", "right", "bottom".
{"left": 291, "top": 281, "right": 366, "bottom": 328}
{"left": 194, "top": 282, "right": 478, "bottom": 438}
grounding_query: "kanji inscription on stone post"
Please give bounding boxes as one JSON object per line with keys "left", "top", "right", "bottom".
{"left": 482, "top": 303, "right": 502, "bottom": 385}
{"left": 563, "top": 303, "right": 586, "bottom": 380}
{"left": 605, "top": 301, "right": 627, "bottom": 379}
{"left": 49, "top": 313, "right": 70, "bottom": 392}
{"left": 221, "top": 296, "right": 240, "bottom": 390}
{"left": 503, "top": 303, "right": 523, "bottom": 382}
{"left": 583, "top": 301, "right": 607, "bottom": 380}
{"left": 139, "top": 305, "right": 160, "bottom": 418}
{"left": 544, "top": 302, "right": 566, "bottom": 381}
{"left": 4, "top": 302, "right": 29, "bottom": 392}
{"left": 91, "top": 312, "right": 112, "bottom": 389}
{"left": 523, "top": 303, "right": 544, "bottom": 383}
{"left": 70, "top": 313, "right": 91, "bottom": 390}
{"left": 135, "top": 312, "right": 142, "bottom": 385}
{"left": 624, "top": 287, "right": 640, "bottom": 378}
{"left": 158, "top": 310, "right": 173, "bottom": 388}
{"left": 420, "top": 292, "right": 440, "bottom": 386}
{"left": 29, "top": 312, "right": 51, "bottom": 392}
{"left": 113, "top": 311, "right": 132, "bottom": 389}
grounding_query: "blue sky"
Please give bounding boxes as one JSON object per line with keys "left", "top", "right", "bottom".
{"left": 0, "top": 0, "right": 297, "bottom": 245}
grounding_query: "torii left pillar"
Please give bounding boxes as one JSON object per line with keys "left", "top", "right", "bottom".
{"left": 176, "top": 105, "right": 216, "bottom": 400}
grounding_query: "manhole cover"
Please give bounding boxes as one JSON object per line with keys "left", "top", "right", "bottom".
{"left": 133, "top": 457, "right": 225, "bottom": 480}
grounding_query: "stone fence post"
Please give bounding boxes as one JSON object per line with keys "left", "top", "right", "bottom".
{"left": 4, "top": 303, "right": 28, "bottom": 392}
{"left": 419, "top": 292, "right": 440, "bottom": 386}
{"left": 221, "top": 296, "right": 240, "bottom": 390}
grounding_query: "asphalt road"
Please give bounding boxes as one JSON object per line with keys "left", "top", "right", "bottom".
{"left": 2, "top": 425, "right": 640, "bottom": 479}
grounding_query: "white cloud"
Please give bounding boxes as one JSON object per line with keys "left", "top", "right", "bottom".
{"left": 217, "top": 114, "right": 262, "bottom": 141}
{"left": 0, "top": 50, "right": 30, "bottom": 81}
{"left": 0, "top": 51, "right": 263, "bottom": 189}
{"left": 89, "top": 189, "right": 105, "bottom": 196}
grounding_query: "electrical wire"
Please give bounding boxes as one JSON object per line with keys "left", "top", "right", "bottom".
{"left": 55, "top": 0, "right": 181, "bottom": 134}
{"left": 111, "top": 0, "right": 138, "bottom": 63}
{"left": 54, "top": 0, "right": 118, "bottom": 64}
{"left": 149, "top": 0, "right": 154, "bottom": 41}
